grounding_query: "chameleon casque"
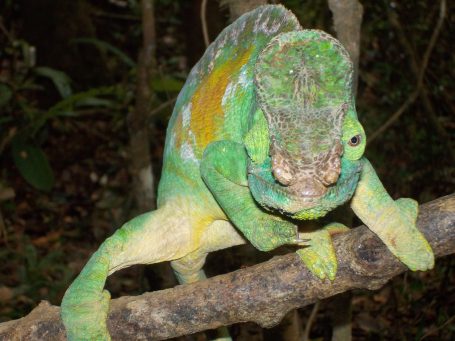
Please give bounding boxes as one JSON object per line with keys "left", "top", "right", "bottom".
{"left": 61, "top": 5, "right": 434, "bottom": 340}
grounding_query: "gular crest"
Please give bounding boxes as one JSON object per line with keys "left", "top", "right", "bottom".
{"left": 254, "top": 30, "right": 353, "bottom": 198}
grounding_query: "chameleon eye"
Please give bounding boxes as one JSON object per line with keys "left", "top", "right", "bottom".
{"left": 348, "top": 134, "right": 361, "bottom": 147}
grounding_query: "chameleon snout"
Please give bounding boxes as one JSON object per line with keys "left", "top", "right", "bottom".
{"left": 271, "top": 141, "right": 343, "bottom": 198}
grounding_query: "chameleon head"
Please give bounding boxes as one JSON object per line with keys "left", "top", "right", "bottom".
{"left": 247, "top": 30, "right": 366, "bottom": 219}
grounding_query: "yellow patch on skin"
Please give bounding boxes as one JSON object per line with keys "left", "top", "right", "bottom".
{"left": 190, "top": 47, "right": 253, "bottom": 154}
{"left": 183, "top": 202, "right": 229, "bottom": 250}
{"left": 190, "top": 214, "right": 217, "bottom": 247}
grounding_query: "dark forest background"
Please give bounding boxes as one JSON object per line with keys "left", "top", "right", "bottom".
{"left": 0, "top": 0, "right": 453, "bottom": 340}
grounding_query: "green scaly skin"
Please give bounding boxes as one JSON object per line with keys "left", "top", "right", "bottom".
{"left": 61, "top": 5, "right": 434, "bottom": 340}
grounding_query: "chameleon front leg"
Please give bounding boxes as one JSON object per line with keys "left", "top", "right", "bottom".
{"left": 296, "top": 223, "right": 349, "bottom": 281}
{"left": 61, "top": 205, "right": 192, "bottom": 341}
{"left": 200, "top": 140, "right": 298, "bottom": 251}
{"left": 351, "top": 158, "right": 434, "bottom": 271}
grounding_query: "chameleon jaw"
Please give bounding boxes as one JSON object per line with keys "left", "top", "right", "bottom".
{"left": 248, "top": 171, "right": 327, "bottom": 213}
{"left": 247, "top": 157, "right": 361, "bottom": 220}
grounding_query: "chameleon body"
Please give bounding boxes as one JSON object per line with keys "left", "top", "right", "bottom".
{"left": 61, "top": 5, "right": 434, "bottom": 340}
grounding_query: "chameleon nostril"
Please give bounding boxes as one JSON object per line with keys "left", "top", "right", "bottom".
{"left": 272, "top": 154, "right": 295, "bottom": 186}
{"left": 322, "top": 170, "right": 340, "bottom": 186}
{"left": 273, "top": 166, "right": 294, "bottom": 186}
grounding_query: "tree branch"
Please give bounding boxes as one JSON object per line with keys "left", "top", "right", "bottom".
{"left": 1, "top": 193, "right": 454, "bottom": 340}
{"left": 201, "top": 0, "right": 210, "bottom": 48}
{"left": 127, "top": 0, "right": 157, "bottom": 213}
{"left": 328, "top": 0, "right": 363, "bottom": 96}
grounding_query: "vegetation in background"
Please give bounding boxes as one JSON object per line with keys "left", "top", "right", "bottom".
{"left": 0, "top": 0, "right": 453, "bottom": 339}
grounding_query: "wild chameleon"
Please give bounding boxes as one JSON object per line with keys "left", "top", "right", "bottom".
{"left": 61, "top": 5, "right": 434, "bottom": 340}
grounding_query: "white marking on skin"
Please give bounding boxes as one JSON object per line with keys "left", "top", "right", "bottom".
{"left": 258, "top": 15, "right": 271, "bottom": 34}
{"left": 181, "top": 141, "right": 198, "bottom": 163}
{"left": 209, "top": 49, "right": 218, "bottom": 73}
{"left": 187, "top": 131, "right": 199, "bottom": 164}
{"left": 266, "top": 18, "right": 282, "bottom": 34}
{"left": 222, "top": 81, "right": 234, "bottom": 107}
{"left": 222, "top": 66, "right": 250, "bottom": 108}
{"left": 214, "top": 47, "right": 223, "bottom": 62}
{"left": 207, "top": 60, "right": 215, "bottom": 74}
{"left": 182, "top": 103, "right": 192, "bottom": 128}
{"left": 253, "top": 10, "right": 265, "bottom": 33}
{"left": 237, "top": 66, "right": 249, "bottom": 86}
{"left": 231, "top": 20, "right": 246, "bottom": 44}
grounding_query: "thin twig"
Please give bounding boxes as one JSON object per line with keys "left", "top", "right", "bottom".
{"left": 0, "top": 209, "right": 7, "bottom": 245}
{"left": 0, "top": 17, "right": 14, "bottom": 43}
{"left": 302, "top": 301, "right": 320, "bottom": 341}
{"left": 148, "top": 96, "right": 177, "bottom": 118}
{"left": 201, "top": 0, "right": 210, "bottom": 48}
{"left": 0, "top": 127, "right": 17, "bottom": 154}
{"left": 419, "top": 315, "right": 455, "bottom": 340}
{"left": 92, "top": 11, "right": 140, "bottom": 21}
{"left": 369, "top": 90, "right": 420, "bottom": 143}
{"left": 369, "top": 0, "right": 446, "bottom": 143}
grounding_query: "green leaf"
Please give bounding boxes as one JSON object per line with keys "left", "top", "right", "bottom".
{"left": 34, "top": 67, "right": 72, "bottom": 98}
{"left": 11, "top": 138, "right": 55, "bottom": 191}
{"left": 0, "top": 83, "right": 13, "bottom": 108}
{"left": 32, "top": 86, "right": 118, "bottom": 135}
{"left": 151, "top": 76, "right": 184, "bottom": 92}
{"left": 75, "top": 96, "right": 114, "bottom": 108}
{"left": 72, "top": 38, "right": 136, "bottom": 68}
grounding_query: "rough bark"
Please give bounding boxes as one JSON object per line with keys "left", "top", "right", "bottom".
{"left": 0, "top": 194, "right": 453, "bottom": 340}
{"left": 328, "top": 0, "right": 363, "bottom": 95}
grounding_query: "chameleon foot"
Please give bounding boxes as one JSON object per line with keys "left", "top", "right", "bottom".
{"left": 386, "top": 198, "right": 434, "bottom": 271}
{"left": 296, "top": 223, "right": 349, "bottom": 280}
{"left": 61, "top": 287, "right": 111, "bottom": 341}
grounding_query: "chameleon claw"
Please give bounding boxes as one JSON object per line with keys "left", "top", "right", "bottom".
{"left": 294, "top": 237, "right": 311, "bottom": 244}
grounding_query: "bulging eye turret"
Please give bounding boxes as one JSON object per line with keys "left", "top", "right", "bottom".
{"left": 342, "top": 116, "right": 366, "bottom": 161}
{"left": 348, "top": 134, "right": 361, "bottom": 147}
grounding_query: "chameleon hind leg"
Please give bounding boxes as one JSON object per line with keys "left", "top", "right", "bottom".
{"left": 171, "top": 251, "right": 208, "bottom": 284}
{"left": 296, "top": 223, "right": 349, "bottom": 281}
{"left": 61, "top": 202, "right": 194, "bottom": 341}
{"left": 171, "top": 253, "right": 232, "bottom": 341}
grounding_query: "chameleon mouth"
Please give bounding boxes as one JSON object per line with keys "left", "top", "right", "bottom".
{"left": 248, "top": 160, "right": 361, "bottom": 217}
{"left": 285, "top": 176, "right": 328, "bottom": 199}
{"left": 248, "top": 171, "right": 325, "bottom": 213}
